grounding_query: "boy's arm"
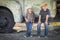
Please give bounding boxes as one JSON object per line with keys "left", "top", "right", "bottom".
{"left": 45, "top": 9, "right": 50, "bottom": 24}
{"left": 38, "top": 10, "right": 41, "bottom": 24}
{"left": 45, "top": 15, "right": 49, "bottom": 24}
{"left": 25, "top": 14, "right": 28, "bottom": 22}
{"left": 38, "top": 15, "right": 41, "bottom": 24}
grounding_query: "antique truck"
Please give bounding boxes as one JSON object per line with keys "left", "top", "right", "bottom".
{"left": 0, "top": 0, "right": 60, "bottom": 33}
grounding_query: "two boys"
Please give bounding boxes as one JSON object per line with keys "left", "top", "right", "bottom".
{"left": 24, "top": 3, "right": 50, "bottom": 37}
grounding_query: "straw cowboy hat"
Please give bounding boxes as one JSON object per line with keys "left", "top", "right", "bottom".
{"left": 40, "top": 3, "right": 47, "bottom": 8}
{"left": 25, "top": 5, "right": 32, "bottom": 13}
{"left": 26, "top": 5, "right": 32, "bottom": 10}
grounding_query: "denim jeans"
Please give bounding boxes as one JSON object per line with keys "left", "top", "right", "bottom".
{"left": 37, "top": 23, "right": 49, "bottom": 36}
{"left": 26, "top": 22, "right": 32, "bottom": 37}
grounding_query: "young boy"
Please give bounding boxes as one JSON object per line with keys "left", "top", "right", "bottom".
{"left": 24, "top": 8, "right": 35, "bottom": 37}
{"left": 37, "top": 3, "right": 50, "bottom": 38}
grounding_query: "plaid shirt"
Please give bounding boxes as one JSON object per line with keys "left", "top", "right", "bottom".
{"left": 25, "top": 12, "right": 35, "bottom": 22}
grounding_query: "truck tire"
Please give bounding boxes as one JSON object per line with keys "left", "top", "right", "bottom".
{"left": 0, "top": 6, "right": 15, "bottom": 33}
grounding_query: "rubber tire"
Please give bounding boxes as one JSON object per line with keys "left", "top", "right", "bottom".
{"left": 0, "top": 7, "right": 15, "bottom": 33}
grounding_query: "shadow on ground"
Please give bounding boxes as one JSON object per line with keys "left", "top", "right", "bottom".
{"left": 0, "top": 29, "right": 60, "bottom": 40}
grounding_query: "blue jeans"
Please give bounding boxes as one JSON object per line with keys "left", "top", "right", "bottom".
{"left": 26, "top": 22, "right": 32, "bottom": 37}
{"left": 37, "top": 23, "right": 49, "bottom": 36}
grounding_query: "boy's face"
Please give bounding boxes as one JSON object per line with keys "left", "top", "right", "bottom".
{"left": 42, "top": 5, "right": 47, "bottom": 10}
{"left": 28, "top": 8, "right": 32, "bottom": 13}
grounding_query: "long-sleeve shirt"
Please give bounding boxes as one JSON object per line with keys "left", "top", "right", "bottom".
{"left": 25, "top": 12, "right": 35, "bottom": 22}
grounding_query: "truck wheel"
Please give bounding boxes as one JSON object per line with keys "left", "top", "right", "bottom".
{"left": 0, "top": 6, "right": 15, "bottom": 33}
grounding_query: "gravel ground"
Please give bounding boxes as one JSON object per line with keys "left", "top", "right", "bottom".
{"left": 0, "top": 30, "right": 60, "bottom": 40}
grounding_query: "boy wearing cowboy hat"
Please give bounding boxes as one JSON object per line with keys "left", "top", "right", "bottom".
{"left": 37, "top": 3, "right": 50, "bottom": 38}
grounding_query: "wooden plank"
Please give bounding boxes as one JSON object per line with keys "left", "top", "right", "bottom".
{"left": 14, "top": 22, "right": 60, "bottom": 27}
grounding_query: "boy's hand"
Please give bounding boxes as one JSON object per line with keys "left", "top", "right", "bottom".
{"left": 38, "top": 21, "right": 41, "bottom": 24}
{"left": 26, "top": 19, "right": 28, "bottom": 22}
{"left": 45, "top": 21, "right": 48, "bottom": 24}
